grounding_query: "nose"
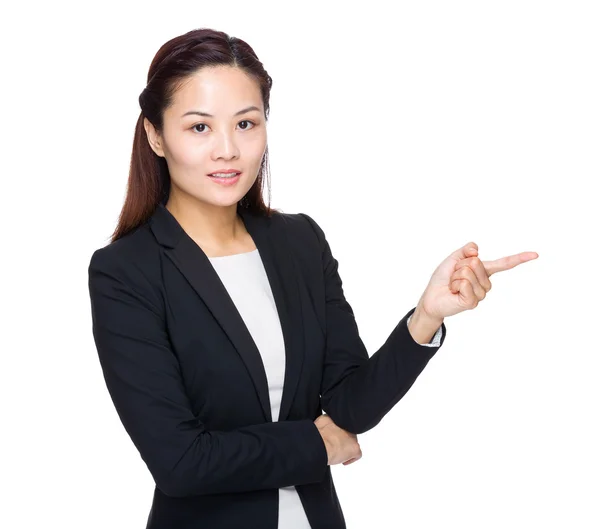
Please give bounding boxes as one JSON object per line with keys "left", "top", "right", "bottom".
{"left": 211, "top": 129, "right": 240, "bottom": 161}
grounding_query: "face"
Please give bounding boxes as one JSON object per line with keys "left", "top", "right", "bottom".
{"left": 144, "top": 66, "right": 267, "bottom": 210}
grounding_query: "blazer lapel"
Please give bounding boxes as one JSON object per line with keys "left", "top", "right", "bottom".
{"left": 148, "top": 203, "right": 306, "bottom": 424}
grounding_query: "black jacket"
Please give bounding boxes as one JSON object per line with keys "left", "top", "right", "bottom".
{"left": 87, "top": 203, "right": 447, "bottom": 528}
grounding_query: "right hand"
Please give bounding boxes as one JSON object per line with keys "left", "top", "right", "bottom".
{"left": 314, "top": 414, "right": 362, "bottom": 466}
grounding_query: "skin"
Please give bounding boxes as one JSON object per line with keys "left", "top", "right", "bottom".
{"left": 144, "top": 65, "right": 267, "bottom": 257}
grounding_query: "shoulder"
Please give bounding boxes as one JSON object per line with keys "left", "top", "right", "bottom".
{"left": 88, "top": 223, "right": 162, "bottom": 302}
{"left": 271, "top": 210, "right": 326, "bottom": 251}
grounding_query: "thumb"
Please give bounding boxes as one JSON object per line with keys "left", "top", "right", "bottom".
{"left": 452, "top": 241, "right": 478, "bottom": 260}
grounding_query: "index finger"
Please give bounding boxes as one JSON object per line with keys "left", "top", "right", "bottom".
{"left": 483, "top": 251, "right": 539, "bottom": 276}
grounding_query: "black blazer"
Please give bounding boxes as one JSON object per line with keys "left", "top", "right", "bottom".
{"left": 87, "top": 203, "right": 447, "bottom": 529}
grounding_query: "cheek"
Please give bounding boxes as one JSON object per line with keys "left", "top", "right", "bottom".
{"left": 170, "top": 135, "right": 210, "bottom": 166}
{"left": 245, "top": 132, "right": 267, "bottom": 160}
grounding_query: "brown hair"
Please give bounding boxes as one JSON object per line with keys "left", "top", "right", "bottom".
{"left": 110, "top": 28, "right": 280, "bottom": 243}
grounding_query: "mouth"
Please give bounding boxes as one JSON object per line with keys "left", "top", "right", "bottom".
{"left": 208, "top": 171, "right": 241, "bottom": 178}
{"left": 207, "top": 172, "right": 242, "bottom": 185}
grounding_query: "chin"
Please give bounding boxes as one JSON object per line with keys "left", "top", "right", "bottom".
{"left": 203, "top": 195, "right": 246, "bottom": 209}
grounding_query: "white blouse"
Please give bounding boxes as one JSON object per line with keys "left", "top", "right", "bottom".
{"left": 208, "top": 248, "right": 442, "bottom": 527}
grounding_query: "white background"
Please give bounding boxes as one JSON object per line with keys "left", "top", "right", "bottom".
{"left": 2, "top": 1, "right": 599, "bottom": 527}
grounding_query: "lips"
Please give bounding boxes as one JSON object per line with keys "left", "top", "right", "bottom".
{"left": 207, "top": 172, "right": 241, "bottom": 186}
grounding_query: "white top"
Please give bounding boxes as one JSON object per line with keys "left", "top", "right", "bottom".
{"left": 208, "top": 248, "right": 442, "bottom": 527}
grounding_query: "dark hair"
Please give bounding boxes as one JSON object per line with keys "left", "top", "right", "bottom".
{"left": 110, "top": 28, "right": 280, "bottom": 243}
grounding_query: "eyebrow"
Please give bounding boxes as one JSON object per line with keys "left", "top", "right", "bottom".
{"left": 181, "top": 105, "right": 261, "bottom": 118}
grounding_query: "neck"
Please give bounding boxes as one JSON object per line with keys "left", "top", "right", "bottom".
{"left": 166, "top": 196, "right": 243, "bottom": 250}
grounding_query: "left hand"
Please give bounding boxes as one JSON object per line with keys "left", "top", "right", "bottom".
{"left": 417, "top": 241, "right": 539, "bottom": 320}
{"left": 315, "top": 414, "right": 361, "bottom": 466}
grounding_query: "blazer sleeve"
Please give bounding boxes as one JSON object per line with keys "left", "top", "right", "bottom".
{"left": 298, "top": 213, "right": 447, "bottom": 435}
{"left": 88, "top": 248, "right": 328, "bottom": 498}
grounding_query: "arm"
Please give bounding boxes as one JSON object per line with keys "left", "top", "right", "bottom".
{"left": 298, "top": 213, "right": 447, "bottom": 435}
{"left": 88, "top": 249, "right": 328, "bottom": 498}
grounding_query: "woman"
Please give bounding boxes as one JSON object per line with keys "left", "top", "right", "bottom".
{"left": 88, "top": 28, "right": 538, "bottom": 529}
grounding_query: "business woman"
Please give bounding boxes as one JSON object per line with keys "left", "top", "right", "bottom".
{"left": 88, "top": 28, "right": 538, "bottom": 529}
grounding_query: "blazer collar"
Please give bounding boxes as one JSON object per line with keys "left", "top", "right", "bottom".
{"left": 148, "top": 203, "right": 306, "bottom": 423}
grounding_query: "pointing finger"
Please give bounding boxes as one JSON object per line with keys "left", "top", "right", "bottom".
{"left": 483, "top": 251, "right": 539, "bottom": 276}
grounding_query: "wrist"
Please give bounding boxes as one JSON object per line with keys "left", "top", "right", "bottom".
{"left": 408, "top": 306, "right": 443, "bottom": 345}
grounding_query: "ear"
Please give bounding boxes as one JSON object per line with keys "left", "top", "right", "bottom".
{"left": 143, "top": 117, "right": 165, "bottom": 158}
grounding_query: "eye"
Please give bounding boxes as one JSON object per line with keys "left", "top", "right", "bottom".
{"left": 191, "top": 120, "right": 257, "bottom": 134}
{"left": 238, "top": 119, "right": 255, "bottom": 130}
{"left": 192, "top": 123, "right": 208, "bottom": 134}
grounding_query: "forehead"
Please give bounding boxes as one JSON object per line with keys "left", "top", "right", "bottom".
{"left": 169, "top": 66, "right": 262, "bottom": 114}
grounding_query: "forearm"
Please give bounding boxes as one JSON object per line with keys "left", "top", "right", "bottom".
{"left": 321, "top": 306, "right": 444, "bottom": 435}
{"left": 160, "top": 419, "right": 328, "bottom": 497}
